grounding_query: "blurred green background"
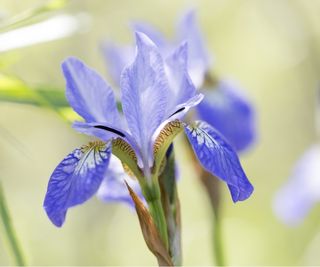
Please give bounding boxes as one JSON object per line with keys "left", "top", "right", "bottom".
{"left": 1, "top": 0, "right": 320, "bottom": 265}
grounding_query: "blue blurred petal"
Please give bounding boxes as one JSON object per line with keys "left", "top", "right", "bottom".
{"left": 101, "top": 42, "right": 134, "bottom": 87}
{"left": 165, "top": 42, "right": 197, "bottom": 114}
{"left": 97, "top": 156, "right": 144, "bottom": 207}
{"left": 120, "top": 32, "right": 170, "bottom": 167}
{"left": 197, "top": 80, "right": 255, "bottom": 152}
{"left": 184, "top": 121, "right": 253, "bottom": 202}
{"left": 62, "top": 57, "right": 120, "bottom": 124}
{"left": 43, "top": 142, "right": 111, "bottom": 227}
{"left": 177, "top": 10, "right": 210, "bottom": 87}
{"left": 273, "top": 145, "right": 320, "bottom": 225}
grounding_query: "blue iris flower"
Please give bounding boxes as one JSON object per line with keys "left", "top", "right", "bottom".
{"left": 273, "top": 145, "right": 320, "bottom": 225}
{"left": 44, "top": 32, "right": 253, "bottom": 227}
{"left": 102, "top": 10, "right": 255, "bottom": 152}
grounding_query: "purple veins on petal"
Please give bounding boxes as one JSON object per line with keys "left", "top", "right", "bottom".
{"left": 184, "top": 120, "right": 253, "bottom": 202}
{"left": 43, "top": 141, "right": 111, "bottom": 227}
{"left": 273, "top": 145, "right": 320, "bottom": 226}
{"left": 197, "top": 80, "right": 255, "bottom": 152}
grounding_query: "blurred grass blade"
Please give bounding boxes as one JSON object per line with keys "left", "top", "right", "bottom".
{"left": 0, "top": 14, "right": 83, "bottom": 53}
{"left": 0, "top": 73, "right": 68, "bottom": 107}
{"left": 0, "top": 73, "right": 80, "bottom": 122}
{"left": 0, "top": 0, "right": 69, "bottom": 32}
{"left": 0, "top": 182, "right": 26, "bottom": 266}
{"left": 0, "top": 125, "right": 30, "bottom": 158}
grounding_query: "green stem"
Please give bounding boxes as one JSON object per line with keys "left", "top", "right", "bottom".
{"left": 148, "top": 197, "right": 169, "bottom": 250}
{"left": 143, "top": 181, "right": 169, "bottom": 251}
{"left": 213, "top": 211, "right": 225, "bottom": 266}
{"left": 0, "top": 182, "right": 26, "bottom": 266}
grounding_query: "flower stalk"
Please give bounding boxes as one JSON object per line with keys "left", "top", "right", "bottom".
{"left": 212, "top": 206, "right": 225, "bottom": 266}
{"left": 199, "top": 168, "right": 226, "bottom": 266}
{"left": 142, "top": 182, "right": 169, "bottom": 251}
{"left": 0, "top": 182, "right": 26, "bottom": 266}
{"left": 159, "top": 149, "right": 182, "bottom": 265}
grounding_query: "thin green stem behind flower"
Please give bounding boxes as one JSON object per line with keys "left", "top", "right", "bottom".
{"left": 213, "top": 211, "right": 225, "bottom": 266}
{"left": 0, "top": 182, "right": 26, "bottom": 266}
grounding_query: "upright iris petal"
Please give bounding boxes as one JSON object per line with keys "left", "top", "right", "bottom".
{"left": 62, "top": 57, "right": 121, "bottom": 125}
{"left": 165, "top": 42, "right": 197, "bottom": 113}
{"left": 197, "top": 80, "right": 255, "bottom": 151}
{"left": 273, "top": 145, "right": 320, "bottom": 225}
{"left": 177, "top": 10, "right": 210, "bottom": 88}
{"left": 132, "top": 22, "right": 168, "bottom": 53}
{"left": 62, "top": 57, "right": 134, "bottom": 146}
{"left": 121, "top": 32, "right": 170, "bottom": 168}
{"left": 101, "top": 42, "right": 134, "bottom": 87}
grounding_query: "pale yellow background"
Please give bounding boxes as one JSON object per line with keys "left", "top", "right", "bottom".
{"left": 0, "top": 0, "right": 320, "bottom": 265}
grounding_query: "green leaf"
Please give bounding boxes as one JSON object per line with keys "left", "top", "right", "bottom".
{"left": 0, "top": 74, "right": 68, "bottom": 107}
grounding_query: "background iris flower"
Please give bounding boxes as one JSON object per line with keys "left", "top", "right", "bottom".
{"left": 273, "top": 145, "right": 320, "bottom": 225}
{"left": 43, "top": 31, "right": 253, "bottom": 229}
{"left": 102, "top": 9, "right": 256, "bottom": 152}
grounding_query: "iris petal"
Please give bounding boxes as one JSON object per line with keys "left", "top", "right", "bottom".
{"left": 97, "top": 156, "right": 144, "bottom": 207}
{"left": 197, "top": 80, "right": 255, "bottom": 151}
{"left": 132, "top": 22, "right": 168, "bottom": 53}
{"left": 273, "top": 145, "right": 320, "bottom": 225}
{"left": 165, "top": 42, "right": 197, "bottom": 114}
{"left": 197, "top": 80, "right": 255, "bottom": 152}
{"left": 101, "top": 42, "right": 134, "bottom": 87}
{"left": 184, "top": 121, "right": 253, "bottom": 202}
{"left": 43, "top": 141, "right": 111, "bottom": 227}
{"left": 72, "top": 121, "right": 128, "bottom": 141}
{"left": 72, "top": 121, "right": 143, "bottom": 166}
{"left": 120, "top": 32, "right": 170, "bottom": 167}
{"left": 62, "top": 57, "right": 120, "bottom": 124}
{"left": 177, "top": 10, "right": 210, "bottom": 87}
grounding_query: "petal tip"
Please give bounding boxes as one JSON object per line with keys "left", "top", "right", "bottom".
{"left": 43, "top": 203, "right": 66, "bottom": 227}
{"left": 232, "top": 183, "right": 254, "bottom": 203}
{"left": 135, "top": 31, "right": 156, "bottom": 49}
{"left": 61, "top": 56, "right": 80, "bottom": 69}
